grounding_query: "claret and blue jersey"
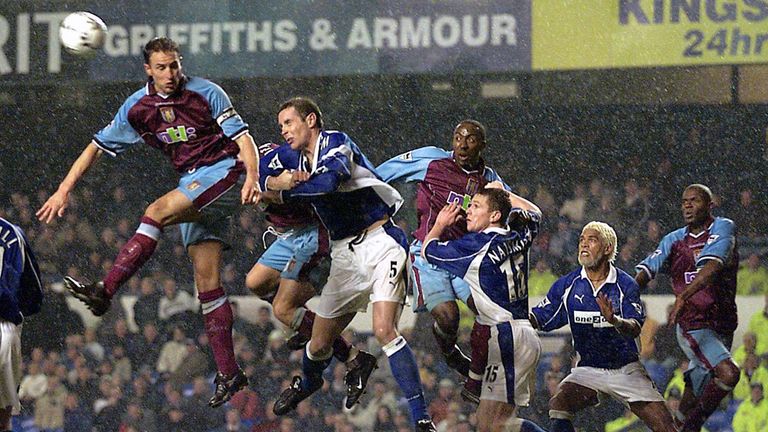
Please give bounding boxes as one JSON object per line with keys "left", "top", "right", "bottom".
{"left": 93, "top": 76, "right": 248, "bottom": 173}
{"left": 376, "top": 146, "right": 510, "bottom": 241}
{"left": 422, "top": 212, "right": 539, "bottom": 326}
{"left": 531, "top": 266, "right": 645, "bottom": 370}
{"left": 280, "top": 130, "right": 403, "bottom": 241}
{"left": 636, "top": 216, "right": 738, "bottom": 334}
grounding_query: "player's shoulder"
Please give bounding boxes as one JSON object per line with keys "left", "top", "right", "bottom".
{"left": 410, "top": 146, "right": 452, "bottom": 160}
{"left": 123, "top": 85, "right": 150, "bottom": 110}
{"left": 184, "top": 76, "right": 229, "bottom": 100}
{"left": 614, "top": 267, "right": 640, "bottom": 290}
{"left": 711, "top": 217, "right": 736, "bottom": 232}
{"left": 662, "top": 226, "right": 689, "bottom": 243}
{"left": 319, "top": 130, "right": 351, "bottom": 148}
{"left": 555, "top": 268, "right": 583, "bottom": 288}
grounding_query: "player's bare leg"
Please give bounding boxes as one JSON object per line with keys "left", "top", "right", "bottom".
{"left": 430, "top": 300, "right": 471, "bottom": 377}
{"left": 682, "top": 358, "right": 739, "bottom": 431}
{"left": 65, "top": 189, "right": 198, "bottom": 316}
{"left": 374, "top": 300, "right": 435, "bottom": 431}
{"left": 189, "top": 240, "right": 246, "bottom": 407}
{"left": 273, "top": 312, "right": 355, "bottom": 415}
{"left": 629, "top": 400, "right": 678, "bottom": 432}
{"left": 549, "top": 382, "right": 600, "bottom": 432}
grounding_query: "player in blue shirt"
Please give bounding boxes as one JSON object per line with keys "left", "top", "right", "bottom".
{"left": 36, "top": 37, "right": 259, "bottom": 407}
{"left": 377, "top": 126, "right": 511, "bottom": 402}
{"left": 259, "top": 97, "right": 436, "bottom": 431}
{"left": 422, "top": 188, "right": 546, "bottom": 432}
{"left": 531, "top": 222, "right": 675, "bottom": 432}
{"left": 0, "top": 217, "right": 44, "bottom": 432}
{"left": 635, "top": 184, "right": 740, "bottom": 431}
{"left": 246, "top": 142, "right": 377, "bottom": 408}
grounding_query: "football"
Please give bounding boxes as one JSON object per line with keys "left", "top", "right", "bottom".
{"left": 59, "top": 12, "right": 108, "bottom": 56}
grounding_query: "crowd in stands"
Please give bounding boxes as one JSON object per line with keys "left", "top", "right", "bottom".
{"left": 3, "top": 100, "right": 768, "bottom": 432}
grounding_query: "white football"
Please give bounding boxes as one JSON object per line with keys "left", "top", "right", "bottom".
{"left": 59, "top": 12, "right": 107, "bottom": 56}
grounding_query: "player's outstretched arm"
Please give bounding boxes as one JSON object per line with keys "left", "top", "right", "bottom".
{"left": 36, "top": 142, "right": 103, "bottom": 224}
{"left": 596, "top": 292, "right": 641, "bottom": 338}
{"left": 235, "top": 132, "right": 260, "bottom": 204}
{"left": 485, "top": 182, "right": 541, "bottom": 216}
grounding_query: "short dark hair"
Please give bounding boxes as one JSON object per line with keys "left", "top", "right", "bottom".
{"left": 685, "top": 183, "right": 713, "bottom": 204}
{"left": 475, "top": 188, "right": 511, "bottom": 224}
{"left": 143, "top": 37, "right": 181, "bottom": 63}
{"left": 279, "top": 97, "right": 324, "bottom": 129}
{"left": 456, "top": 119, "right": 487, "bottom": 144}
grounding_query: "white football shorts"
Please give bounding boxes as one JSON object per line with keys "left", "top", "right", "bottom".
{"left": 314, "top": 221, "right": 408, "bottom": 318}
{"left": 0, "top": 320, "right": 22, "bottom": 415}
{"left": 480, "top": 319, "right": 541, "bottom": 406}
{"left": 560, "top": 361, "right": 665, "bottom": 404}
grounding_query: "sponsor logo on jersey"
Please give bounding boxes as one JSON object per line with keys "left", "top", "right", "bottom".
{"left": 573, "top": 311, "right": 613, "bottom": 328}
{"left": 157, "top": 126, "right": 196, "bottom": 144}
{"left": 159, "top": 107, "right": 176, "bottom": 123}
{"left": 447, "top": 190, "right": 471, "bottom": 210}
{"left": 706, "top": 234, "right": 719, "bottom": 245}
{"left": 574, "top": 294, "right": 584, "bottom": 304}
{"left": 400, "top": 152, "right": 413, "bottom": 160}
{"left": 186, "top": 181, "right": 201, "bottom": 191}
{"left": 466, "top": 177, "right": 479, "bottom": 195}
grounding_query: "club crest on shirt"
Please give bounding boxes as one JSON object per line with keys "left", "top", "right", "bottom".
{"left": 465, "top": 178, "right": 479, "bottom": 195}
{"left": 160, "top": 106, "right": 176, "bottom": 123}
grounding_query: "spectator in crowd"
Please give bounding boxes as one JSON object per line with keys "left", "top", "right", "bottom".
{"left": 212, "top": 408, "right": 249, "bottom": 432}
{"left": 734, "top": 332, "right": 759, "bottom": 367}
{"left": 131, "top": 323, "right": 163, "bottom": 371}
{"left": 559, "top": 183, "right": 587, "bottom": 225}
{"left": 133, "top": 276, "right": 162, "bottom": 329}
{"left": 528, "top": 259, "right": 558, "bottom": 297}
{"left": 346, "top": 379, "right": 398, "bottom": 430}
{"left": 63, "top": 393, "right": 92, "bottom": 432}
{"left": 18, "top": 362, "right": 47, "bottom": 403}
{"left": 120, "top": 398, "right": 159, "bottom": 432}
{"left": 158, "top": 277, "right": 197, "bottom": 332}
{"left": 34, "top": 376, "right": 67, "bottom": 432}
{"left": 373, "top": 405, "right": 396, "bottom": 432}
{"left": 735, "top": 189, "right": 762, "bottom": 239}
{"left": 749, "top": 294, "right": 768, "bottom": 357}
{"left": 83, "top": 327, "right": 105, "bottom": 363}
{"left": 733, "top": 353, "right": 768, "bottom": 401}
{"left": 738, "top": 254, "right": 768, "bottom": 295}
{"left": 732, "top": 382, "right": 768, "bottom": 432}
{"left": 157, "top": 326, "right": 190, "bottom": 377}
{"left": 428, "top": 378, "right": 457, "bottom": 426}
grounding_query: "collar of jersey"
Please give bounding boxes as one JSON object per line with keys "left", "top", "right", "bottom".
{"left": 685, "top": 218, "right": 714, "bottom": 239}
{"left": 482, "top": 226, "right": 509, "bottom": 235}
{"left": 579, "top": 264, "right": 618, "bottom": 287}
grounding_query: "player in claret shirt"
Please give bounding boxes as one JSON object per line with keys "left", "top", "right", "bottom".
{"left": 636, "top": 184, "right": 740, "bottom": 431}
{"left": 377, "top": 121, "right": 511, "bottom": 402}
{"left": 532, "top": 221, "right": 675, "bottom": 432}
{"left": 421, "top": 188, "right": 547, "bottom": 432}
{"left": 36, "top": 37, "right": 259, "bottom": 408}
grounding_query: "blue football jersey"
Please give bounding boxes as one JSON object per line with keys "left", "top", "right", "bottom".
{"left": 423, "top": 212, "right": 539, "bottom": 326}
{"left": 0, "top": 218, "right": 44, "bottom": 325}
{"left": 531, "top": 266, "right": 645, "bottom": 369}
{"left": 258, "top": 144, "right": 316, "bottom": 229}
{"left": 281, "top": 130, "right": 403, "bottom": 240}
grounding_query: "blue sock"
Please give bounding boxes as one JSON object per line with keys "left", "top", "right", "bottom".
{"left": 550, "top": 418, "right": 575, "bottom": 432}
{"left": 301, "top": 346, "right": 332, "bottom": 391}
{"left": 521, "top": 419, "right": 548, "bottom": 432}
{"left": 383, "top": 336, "right": 429, "bottom": 423}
